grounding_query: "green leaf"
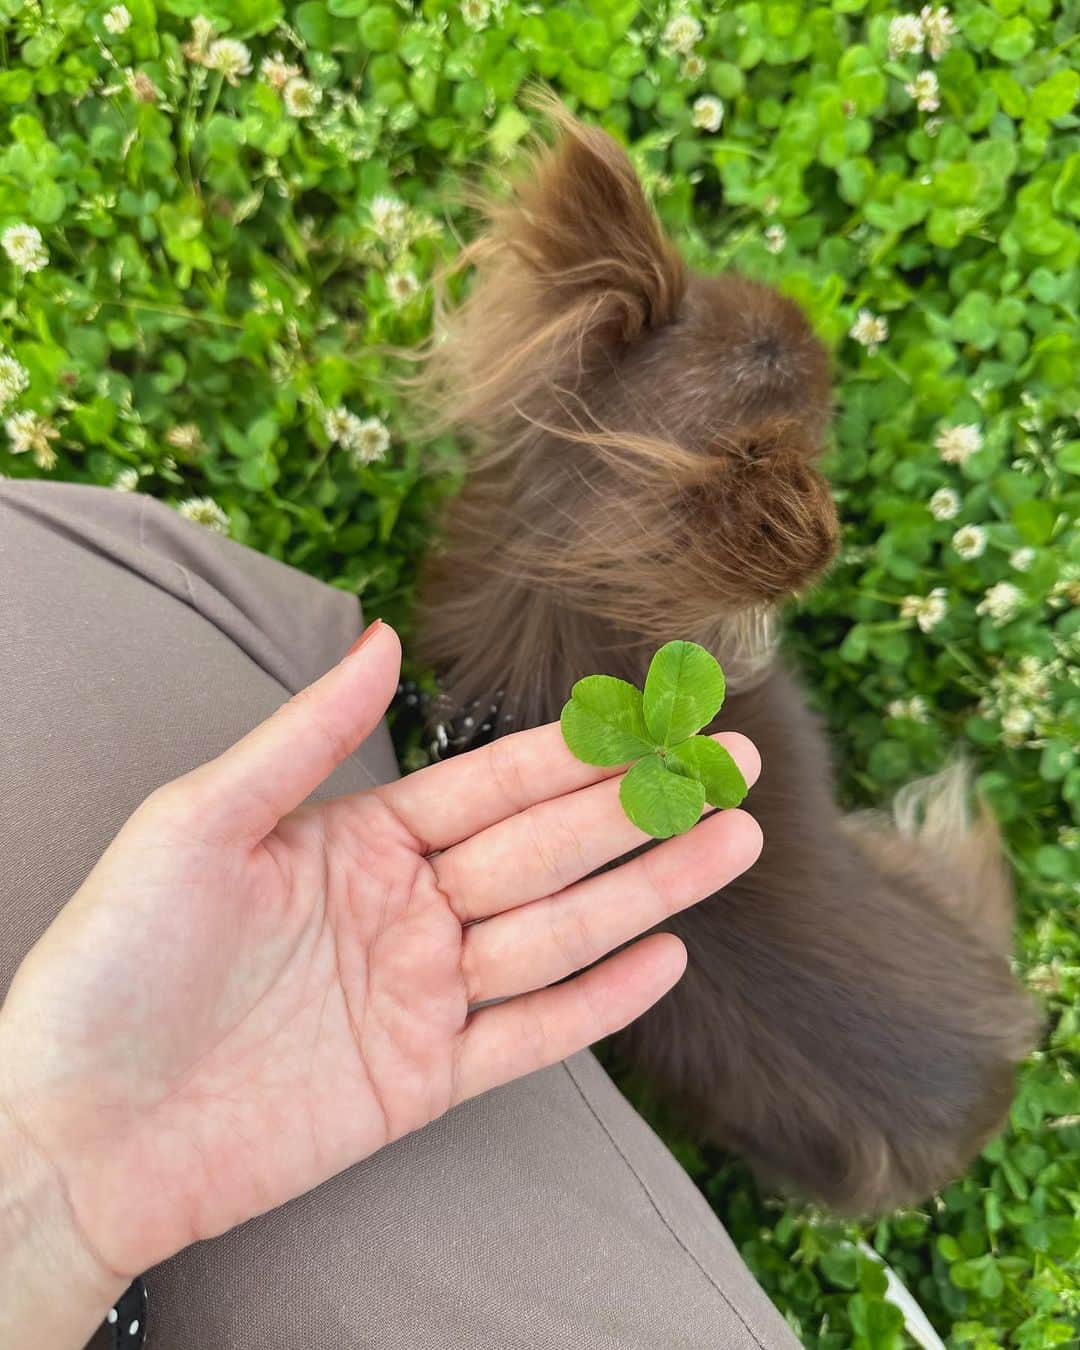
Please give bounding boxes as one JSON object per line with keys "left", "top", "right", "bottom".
{"left": 642, "top": 640, "right": 726, "bottom": 746}
{"left": 0, "top": 69, "right": 33, "bottom": 103}
{"left": 667, "top": 736, "right": 749, "bottom": 810}
{"left": 295, "top": 1, "right": 333, "bottom": 45}
{"left": 819, "top": 1242, "right": 860, "bottom": 1290}
{"left": 360, "top": 4, "right": 399, "bottom": 51}
{"left": 1011, "top": 498, "right": 1055, "bottom": 544}
{"left": 559, "top": 675, "right": 654, "bottom": 767}
{"left": 990, "top": 16, "right": 1035, "bottom": 62}
{"left": 1029, "top": 70, "right": 1079, "bottom": 121}
{"left": 619, "top": 753, "right": 705, "bottom": 838}
{"left": 489, "top": 105, "right": 531, "bottom": 158}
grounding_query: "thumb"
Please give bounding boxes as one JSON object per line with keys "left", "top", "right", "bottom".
{"left": 158, "top": 619, "right": 401, "bottom": 843}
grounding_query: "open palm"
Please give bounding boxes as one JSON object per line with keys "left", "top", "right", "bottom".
{"left": 0, "top": 621, "right": 760, "bottom": 1293}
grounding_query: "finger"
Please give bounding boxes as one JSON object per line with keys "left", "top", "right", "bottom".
{"left": 453, "top": 933, "right": 687, "bottom": 1103}
{"left": 374, "top": 722, "right": 629, "bottom": 853}
{"left": 462, "top": 808, "right": 762, "bottom": 1003}
{"left": 155, "top": 620, "right": 401, "bottom": 843}
{"left": 434, "top": 733, "right": 759, "bottom": 922}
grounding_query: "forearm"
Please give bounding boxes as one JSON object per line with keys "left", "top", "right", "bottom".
{"left": 0, "top": 1101, "right": 124, "bottom": 1350}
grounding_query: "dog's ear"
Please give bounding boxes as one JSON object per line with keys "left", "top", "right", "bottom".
{"left": 681, "top": 416, "right": 840, "bottom": 604}
{"left": 418, "top": 95, "right": 687, "bottom": 439}
{"left": 493, "top": 91, "right": 686, "bottom": 344}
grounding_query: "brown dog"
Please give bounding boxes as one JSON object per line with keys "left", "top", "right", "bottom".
{"left": 413, "top": 98, "right": 1038, "bottom": 1214}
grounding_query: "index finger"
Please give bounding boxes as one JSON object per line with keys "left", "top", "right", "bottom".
{"left": 374, "top": 722, "right": 633, "bottom": 853}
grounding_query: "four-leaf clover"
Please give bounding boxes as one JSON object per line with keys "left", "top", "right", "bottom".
{"left": 560, "top": 641, "right": 748, "bottom": 838}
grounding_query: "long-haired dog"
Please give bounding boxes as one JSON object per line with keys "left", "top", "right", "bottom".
{"left": 412, "top": 98, "right": 1039, "bottom": 1214}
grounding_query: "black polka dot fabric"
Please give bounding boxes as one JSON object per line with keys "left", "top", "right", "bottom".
{"left": 394, "top": 679, "right": 513, "bottom": 761}
{"left": 103, "top": 1277, "right": 146, "bottom": 1347}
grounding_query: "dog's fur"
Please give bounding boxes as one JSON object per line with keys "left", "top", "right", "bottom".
{"left": 413, "top": 98, "right": 1039, "bottom": 1214}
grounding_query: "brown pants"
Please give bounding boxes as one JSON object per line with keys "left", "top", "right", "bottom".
{"left": 0, "top": 480, "right": 795, "bottom": 1350}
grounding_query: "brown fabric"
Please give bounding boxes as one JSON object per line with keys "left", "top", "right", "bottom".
{"left": 0, "top": 480, "right": 796, "bottom": 1350}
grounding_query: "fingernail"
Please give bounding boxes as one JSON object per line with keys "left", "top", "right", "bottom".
{"left": 346, "top": 618, "right": 383, "bottom": 658}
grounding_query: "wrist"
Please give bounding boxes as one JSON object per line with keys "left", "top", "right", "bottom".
{"left": 0, "top": 1095, "right": 126, "bottom": 1349}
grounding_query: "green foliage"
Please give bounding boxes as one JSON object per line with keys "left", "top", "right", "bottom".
{"left": 2, "top": 0, "right": 1078, "bottom": 1343}
{"left": 620, "top": 749, "right": 707, "bottom": 835}
{"left": 667, "top": 732, "right": 750, "bottom": 808}
{"left": 559, "top": 674, "right": 654, "bottom": 766}
{"left": 643, "top": 637, "right": 727, "bottom": 745}
{"left": 561, "top": 642, "right": 746, "bottom": 837}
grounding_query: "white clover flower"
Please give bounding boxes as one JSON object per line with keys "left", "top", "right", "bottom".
{"left": 976, "top": 581, "right": 1023, "bottom": 625}
{"left": 900, "top": 587, "right": 948, "bottom": 633}
{"left": 764, "top": 224, "right": 787, "bottom": 254}
{"left": 325, "top": 407, "right": 391, "bottom": 464}
{"left": 1016, "top": 654, "right": 1050, "bottom": 698}
{"left": 849, "top": 309, "right": 888, "bottom": 354}
{"left": 2, "top": 224, "right": 49, "bottom": 274}
{"left": 165, "top": 423, "right": 204, "bottom": 452}
{"left": 1001, "top": 705, "right": 1034, "bottom": 744}
{"left": 0, "top": 352, "right": 30, "bottom": 412}
{"left": 204, "top": 38, "right": 252, "bottom": 85}
{"left": 1010, "top": 547, "right": 1035, "bottom": 572}
{"left": 906, "top": 70, "right": 940, "bottom": 111}
{"left": 370, "top": 194, "right": 409, "bottom": 241}
{"left": 887, "top": 695, "right": 930, "bottom": 722}
{"left": 112, "top": 467, "right": 140, "bottom": 492}
{"left": 929, "top": 486, "right": 960, "bottom": 520}
{"left": 935, "top": 422, "right": 983, "bottom": 465}
{"left": 5, "top": 410, "right": 35, "bottom": 453}
{"left": 888, "top": 14, "right": 925, "bottom": 58}
{"left": 323, "top": 406, "right": 360, "bottom": 444}
{"left": 662, "top": 14, "right": 704, "bottom": 54}
{"left": 259, "top": 53, "right": 302, "bottom": 91}
{"left": 920, "top": 5, "right": 956, "bottom": 60}
{"left": 952, "top": 523, "right": 987, "bottom": 559}
{"left": 1049, "top": 567, "right": 1080, "bottom": 609}
{"left": 126, "top": 69, "right": 161, "bottom": 103}
{"left": 178, "top": 495, "right": 230, "bottom": 534}
{"left": 387, "top": 270, "right": 420, "bottom": 306}
{"left": 461, "top": 0, "right": 491, "bottom": 29}
{"left": 181, "top": 15, "right": 215, "bottom": 63}
{"left": 4, "top": 409, "right": 60, "bottom": 469}
{"left": 283, "top": 77, "right": 322, "bottom": 117}
{"left": 692, "top": 96, "right": 724, "bottom": 133}
{"left": 103, "top": 4, "right": 132, "bottom": 34}
{"left": 348, "top": 416, "right": 391, "bottom": 465}
{"left": 682, "top": 54, "right": 706, "bottom": 80}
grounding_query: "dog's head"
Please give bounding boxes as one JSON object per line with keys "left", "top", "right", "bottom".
{"left": 419, "top": 95, "right": 838, "bottom": 662}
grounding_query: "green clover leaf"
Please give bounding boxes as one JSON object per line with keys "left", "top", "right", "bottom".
{"left": 560, "top": 641, "right": 749, "bottom": 838}
{"left": 559, "top": 674, "right": 654, "bottom": 766}
{"left": 667, "top": 735, "right": 748, "bottom": 810}
{"left": 619, "top": 753, "right": 705, "bottom": 838}
{"left": 643, "top": 639, "right": 727, "bottom": 746}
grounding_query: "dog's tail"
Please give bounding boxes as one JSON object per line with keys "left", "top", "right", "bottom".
{"left": 843, "top": 759, "right": 1017, "bottom": 955}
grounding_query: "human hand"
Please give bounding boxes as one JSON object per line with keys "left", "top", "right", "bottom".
{"left": 0, "top": 620, "right": 760, "bottom": 1344}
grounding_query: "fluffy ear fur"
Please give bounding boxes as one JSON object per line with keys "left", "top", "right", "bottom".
{"left": 420, "top": 90, "right": 687, "bottom": 437}
{"left": 413, "top": 99, "right": 1038, "bottom": 1215}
